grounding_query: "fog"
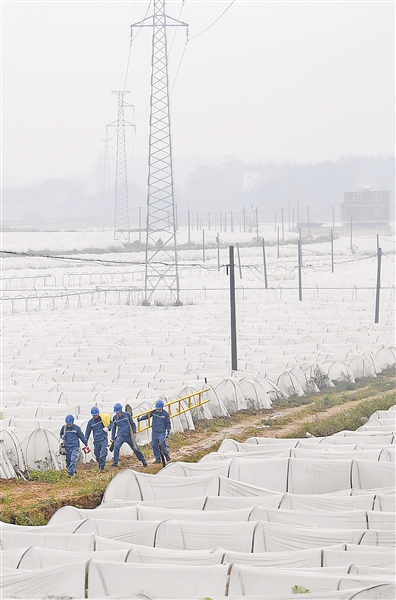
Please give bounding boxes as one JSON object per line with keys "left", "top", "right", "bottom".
{"left": 1, "top": 1, "right": 395, "bottom": 227}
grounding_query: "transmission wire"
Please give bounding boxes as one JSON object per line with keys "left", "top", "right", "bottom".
{"left": 189, "top": 0, "right": 236, "bottom": 40}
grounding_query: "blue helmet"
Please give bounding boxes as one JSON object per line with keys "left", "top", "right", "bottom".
{"left": 155, "top": 399, "right": 164, "bottom": 409}
{"left": 65, "top": 414, "right": 74, "bottom": 424}
{"left": 91, "top": 406, "right": 100, "bottom": 416}
{"left": 113, "top": 403, "right": 123, "bottom": 413}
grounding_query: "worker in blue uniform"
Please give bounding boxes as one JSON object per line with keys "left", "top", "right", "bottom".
{"left": 60, "top": 414, "right": 90, "bottom": 477}
{"left": 138, "top": 399, "right": 171, "bottom": 464}
{"left": 85, "top": 407, "right": 108, "bottom": 472}
{"left": 109, "top": 403, "right": 147, "bottom": 468}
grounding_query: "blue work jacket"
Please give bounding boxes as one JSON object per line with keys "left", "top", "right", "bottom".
{"left": 140, "top": 409, "right": 171, "bottom": 436}
{"left": 110, "top": 411, "right": 136, "bottom": 439}
{"left": 85, "top": 416, "right": 108, "bottom": 443}
{"left": 60, "top": 424, "right": 88, "bottom": 449}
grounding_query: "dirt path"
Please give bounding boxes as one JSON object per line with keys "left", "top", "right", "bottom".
{"left": 172, "top": 388, "right": 394, "bottom": 460}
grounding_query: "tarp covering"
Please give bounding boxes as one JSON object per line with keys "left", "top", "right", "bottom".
{"left": 1, "top": 405, "right": 395, "bottom": 598}
{"left": 1, "top": 560, "right": 395, "bottom": 599}
{"left": 102, "top": 458, "right": 395, "bottom": 500}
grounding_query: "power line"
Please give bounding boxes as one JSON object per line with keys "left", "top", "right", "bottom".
{"left": 189, "top": 0, "right": 236, "bottom": 40}
{"left": 169, "top": 39, "right": 188, "bottom": 96}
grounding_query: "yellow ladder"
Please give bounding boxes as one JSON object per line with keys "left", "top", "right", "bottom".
{"left": 135, "top": 388, "right": 211, "bottom": 433}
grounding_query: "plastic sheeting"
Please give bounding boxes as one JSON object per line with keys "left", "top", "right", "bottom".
{"left": 1, "top": 407, "right": 395, "bottom": 599}
{"left": 1, "top": 560, "right": 395, "bottom": 599}
{"left": 102, "top": 458, "right": 395, "bottom": 501}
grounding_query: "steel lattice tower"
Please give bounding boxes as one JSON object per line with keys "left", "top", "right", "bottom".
{"left": 99, "top": 137, "right": 113, "bottom": 230}
{"left": 131, "top": 0, "right": 187, "bottom": 305}
{"left": 108, "top": 91, "right": 134, "bottom": 244}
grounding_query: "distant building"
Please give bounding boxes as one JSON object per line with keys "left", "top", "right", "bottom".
{"left": 243, "top": 172, "right": 263, "bottom": 190}
{"left": 341, "top": 187, "right": 390, "bottom": 227}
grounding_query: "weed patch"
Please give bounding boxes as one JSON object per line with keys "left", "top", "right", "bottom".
{"left": 283, "top": 394, "right": 395, "bottom": 438}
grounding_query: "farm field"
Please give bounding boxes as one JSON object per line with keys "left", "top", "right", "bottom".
{"left": 1, "top": 226, "right": 395, "bottom": 599}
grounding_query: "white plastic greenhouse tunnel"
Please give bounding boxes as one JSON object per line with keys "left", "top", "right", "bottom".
{"left": 0, "top": 405, "right": 395, "bottom": 599}
{"left": 1, "top": 230, "right": 395, "bottom": 597}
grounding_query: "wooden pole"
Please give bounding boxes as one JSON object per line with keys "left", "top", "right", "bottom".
{"left": 202, "top": 229, "right": 205, "bottom": 263}
{"left": 229, "top": 246, "right": 238, "bottom": 371}
{"left": 277, "top": 226, "right": 280, "bottom": 258}
{"left": 256, "top": 207, "right": 259, "bottom": 240}
{"left": 236, "top": 243, "right": 242, "bottom": 279}
{"left": 281, "top": 208, "right": 284, "bottom": 241}
{"left": 298, "top": 241, "right": 303, "bottom": 301}
{"left": 262, "top": 238, "right": 268, "bottom": 289}
{"left": 297, "top": 199, "right": 300, "bottom": 230}
{"left": 217, "top": 234, "right": 220, "bottom": 271}
{"left": 375, "top": 247, "right": 382, "bottom": 323}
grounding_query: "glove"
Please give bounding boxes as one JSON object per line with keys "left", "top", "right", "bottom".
{"left": 137, "top": 417, "right": 141, "bottom": 422}
{"left": 82, "top": 446, "right": 91, "bottom": 454}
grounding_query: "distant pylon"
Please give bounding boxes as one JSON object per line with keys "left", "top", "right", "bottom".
{"left": 107, "top": 91, "right": 134, "bottom": 244}
{"left": 131, "top": 0, "right": 188, "bottom": 305}
{"left": 98, "top": 137, "right": 113, "bottom": 230}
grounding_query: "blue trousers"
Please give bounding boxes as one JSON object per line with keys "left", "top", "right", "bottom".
{"left": 65, "top": 446, "right": 79, "bottom": 475}
{"left": 93, "top": 438, "right": 108, "bottom": 469}
{"left": 152, "top": 433, "right": 169, "bottom": 462}
{"left": 112, "top": 435, "right": 146, "bottom": 465}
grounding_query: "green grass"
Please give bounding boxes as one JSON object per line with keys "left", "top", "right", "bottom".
{"left": 283, "top": 394, "right": 395, "bottom": 438}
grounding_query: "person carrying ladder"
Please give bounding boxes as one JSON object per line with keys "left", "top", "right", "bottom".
{"left": 138, "top": 399, "right": 171, "bottom": 464}
{"left": 109, "top": 403, "right": 148, "bottom": 468}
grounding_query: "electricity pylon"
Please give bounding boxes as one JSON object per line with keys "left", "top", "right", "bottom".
{"left": 107, "top": 91, "right": 134, "bottom": 244}
{"left": 131, "top": 0, "right": 188, "bottom": 305}
{"left": 98, "top": 137, "right": 113, "bottom": 230}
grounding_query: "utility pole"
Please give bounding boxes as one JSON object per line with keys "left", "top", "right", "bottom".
{"left": 236, "top": 243, "right": 242, "bottom": 279}
{"left": 262, "top": 238, "right": 268, "bottom": 289}
{"left": 131, "top": 1, "right": 187, "bottom": 305}
{"left": 375, "top": 247, "right": 382, "bottom": 324}
{"left": 228, "top": 246, "right": 238, "bottom": 371}
{"left": 107, "top": 91, "right": 134, "bottom": 243}
{"left": 298, "top": 240, "right": 303, "bottom": 301}
{"left": 255, "top": 207, "right": 259, "bottom": 240}
{"left": 281, "top": 207, "right": 284, "bottom": 241}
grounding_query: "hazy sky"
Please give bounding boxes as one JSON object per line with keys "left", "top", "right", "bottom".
{"left": 2, "top": 0, "right": 395, "bottom": 189}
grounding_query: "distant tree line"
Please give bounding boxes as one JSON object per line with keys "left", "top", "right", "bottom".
{"left": 2, "top": 156, "right": 394, "bottom": 228}
{"left": 178, "top": 156, "right": 395, "bottom": 223}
